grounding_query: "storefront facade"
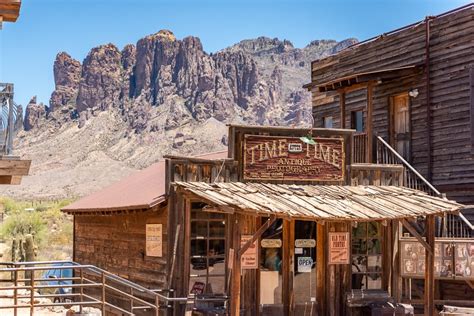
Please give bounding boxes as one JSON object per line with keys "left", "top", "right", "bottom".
{"left": 168, "top": 125, "right": 462, "bottom": 316}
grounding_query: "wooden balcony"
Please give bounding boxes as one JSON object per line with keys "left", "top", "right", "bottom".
{"left": 0, "top": 0, "right": 21, "bottom": 23}
{"left": 350, "top": 163, "right": 404, "bottom": 186}
{"left": 0, "top": 156, "right": 30, "bottom": 184}
{"left": 351, "top": 132, "right": 369, "bottom": 163}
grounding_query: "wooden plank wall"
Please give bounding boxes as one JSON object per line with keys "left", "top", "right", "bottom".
{"left": 311, "top": 7, "right": 474, "bottom": 187}
{"left": 74, "top": 206, "right": 168, "bottom": 290}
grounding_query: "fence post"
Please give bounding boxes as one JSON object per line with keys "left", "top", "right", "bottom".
{"left": 13, "top": 269, "right": 18, "bottom": 316}
{"left": 30, "top": 269, "right": 34, "bottom": 316}
{"left": 129, "top": 288, "right": 133, "bottom": 313}
{"left": 79, "top": 268, "right": 84, "bottom": 314}
{"left": 101, "top": 272, "right": 106, "bottom": 315}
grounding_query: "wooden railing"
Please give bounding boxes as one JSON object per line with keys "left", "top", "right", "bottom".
{"left": 375, "top": 136, "right": 473, "bottom": 238}
{"left": 351, "top": 132, "right": 368, "bottom": 163}
{"left": 0, "top": 260, "right": 228, "bottom": 316}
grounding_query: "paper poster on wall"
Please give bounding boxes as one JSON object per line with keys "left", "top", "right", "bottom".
{"left": 146, "top": 224, "right": 162, "bottom": 257}
{"left": 241, "top": 235, "right": 258, "bottom": 269}
{"left": 328, "top": 232, "right": 349, "bottom": 264}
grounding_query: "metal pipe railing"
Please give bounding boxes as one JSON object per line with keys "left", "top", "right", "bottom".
{"left": 0, "top": 260, "right": 230, "bottom": 315}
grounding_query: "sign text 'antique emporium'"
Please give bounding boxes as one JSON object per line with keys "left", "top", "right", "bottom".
{"left": 243, "top": 135, "right": 345, "bottom": 181}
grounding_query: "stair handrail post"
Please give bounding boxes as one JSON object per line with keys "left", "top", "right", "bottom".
{"left": 101, "top": 271, "right": 106, "bottom": 315}
{"left": 79, "top": 267, "right": 84, "bottom": 314}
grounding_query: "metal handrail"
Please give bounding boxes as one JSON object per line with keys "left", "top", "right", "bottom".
{"left": 0, "top": 260, "right": 230, "bottom": 315}
{"left": 376, "top": 135, "right": 441, "bottom": 196}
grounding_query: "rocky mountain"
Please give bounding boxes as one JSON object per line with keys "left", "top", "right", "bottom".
{"left": 5, "top": 31, "right": 357, "bottom": 199}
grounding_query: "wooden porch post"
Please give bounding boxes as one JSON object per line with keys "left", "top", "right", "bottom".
{"left": 425, "top": 215, "right": 435, "bottom": 316}
{"left": 316, "top": 222, "right": 326, "bottom": 316}
{"left": 366, "top": 83, "right": 374, "bottom": 163}
{"left": 339, "top": 91, "right": 346, "bottom": 129}
{"left": 231, "top": 214, "right": 242, "bottom": 316}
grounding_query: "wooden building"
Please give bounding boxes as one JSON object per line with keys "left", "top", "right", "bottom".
{"left": 303, "top": 4, "right": 474, "bottom": 310}
{"left": 305, "top": 3, "right": 474, "bottom": 207}
{"left": 64, "top": 125, "right": 466, "bottom": 316}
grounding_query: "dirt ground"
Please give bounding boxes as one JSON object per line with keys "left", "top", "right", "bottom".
{"left": 0, "top": 289, "right": 101, "bottom": 315}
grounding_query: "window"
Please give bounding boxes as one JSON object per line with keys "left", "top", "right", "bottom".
{"left": 351, "top": 222, "right": 382, "bottom": 289}
{"left": 323, "top": 116, "right": 333, "bottom": 128}
{"left": 351, "top": 111, "right": 365, "bottom": 132}
{"left": 189, "top": 203, "right": 226, "bottom": 295}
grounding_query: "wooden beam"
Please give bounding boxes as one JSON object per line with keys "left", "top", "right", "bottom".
{"left": 231, "top": 214, "right": 242, "bottom": 316}
{"left": 238, "top": 215, "right": 276, "bottom": 257}
{"left": 316, "top": 222, "right": 326, "bottom": 316}
{"left": 401, "top": 219, "right": 433, "bottom": 256}
{"left": 366, "top": 83, "right": 374, "bottom": 163}
{"left": 424, "top": 215, "right": 435, "bottom": 316}
{"left": 339, "top": 92, "right": 346, "bottom": 129}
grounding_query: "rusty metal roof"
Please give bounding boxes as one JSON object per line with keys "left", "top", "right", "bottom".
{"left": 175, "top": 182, "right": 463, "bottom": 221}
{"left": 62, "top": 151, "right": 228, "bottom": 214}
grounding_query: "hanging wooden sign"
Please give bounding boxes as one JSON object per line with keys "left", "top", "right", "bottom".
{"left": 241, "top": 235, "right": 258, "bottom": 269}
{"left": 145, "top": 224, "right": 162, "bottom": 257}
{"left": 261, "top": 239, "right": 282, "bottom": 248}
{"left": 243, "top": 135, "right": 345, "bottom": 181}
{"left": 328, "top": 232, "right": 349, "bottom": 264}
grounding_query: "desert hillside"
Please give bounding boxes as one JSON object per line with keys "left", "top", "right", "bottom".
{"left": 3, "top": 31, "right": 357, "bottom": 199}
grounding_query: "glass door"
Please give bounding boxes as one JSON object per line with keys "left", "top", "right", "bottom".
{"left": 259, "top": 218, "right": 284, "bottom": 315}
{"left": 293, "top": 220, "right": 317, "bottom": 315}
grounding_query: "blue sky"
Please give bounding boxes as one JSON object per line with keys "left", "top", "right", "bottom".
{"left": 0, "top": 0, "right": 471, "bottom": 108}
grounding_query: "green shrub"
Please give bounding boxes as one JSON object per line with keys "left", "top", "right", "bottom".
{"left": 0, "top": 210, "right": 47, "bottom": 245}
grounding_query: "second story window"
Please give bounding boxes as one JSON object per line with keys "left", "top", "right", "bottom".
{"left": 323, "top": 116, "right": 333, "bottom": 128}
{"left": 351, "top": 111, "right": 365, "bottom": 132}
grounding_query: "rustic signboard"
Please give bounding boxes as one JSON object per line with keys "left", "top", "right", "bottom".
{"left": 145, "top": 224, "right": 162, "bottom": 257}
{"left": 295, "top": 239, "right": 316, "bottom": 248}
{"left": 328, "top": 232, "right": 350, "bottom": 264}
{"left": 241, "top": 235, "right": 258, "bottom": 269}
{"left": 261, "top": 239, "right": 282, "bottom": 248}
{"left": 243, "top": 135, "right": 345, "bottom": 181}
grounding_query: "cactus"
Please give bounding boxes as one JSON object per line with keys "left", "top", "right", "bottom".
{"left": 11, "top": 238, "right": 17, "bottom": 262}
{"left": 24, "top": 234, "right": 35, "bottom": 285}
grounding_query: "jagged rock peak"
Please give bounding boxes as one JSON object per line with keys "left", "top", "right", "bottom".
{"left": 145, "top": 29, "right": 176, "bottom": 42}
{"left": 224, "top": 36, "right": 294, "bottom": 56}
{"left": 53, "top": 52, "right": 81, "bottom": 87}
{"left": 331, "top": 38, "right": 359, "bottom": 53}
{"left": 305, "top": 39, "right": 337, "bottom": 48}
{"left": 50, "top": 52, "right": 81, "bottom": 111}
{"left": 24, "top": 96, "right": 47, "bottom": 131}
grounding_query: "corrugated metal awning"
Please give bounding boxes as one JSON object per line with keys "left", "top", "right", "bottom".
{"left": 174, "top": 182, "right": 463, "bottom": 221}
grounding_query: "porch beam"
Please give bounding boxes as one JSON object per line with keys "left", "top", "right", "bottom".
{"left": 238, "top": 215, "right": 276, "bottom": 257}
{"left": 400, "top": 218, "right": 433, "bottom": 256}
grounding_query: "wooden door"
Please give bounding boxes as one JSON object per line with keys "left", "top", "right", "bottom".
{"left": 390, "top": 94, "right": 410, "bottom": 160}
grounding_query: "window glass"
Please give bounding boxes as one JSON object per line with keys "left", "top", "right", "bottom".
{"left": 351, "top": 222, "right": 383, "bottom": 290}
{"left": 189, "top": 204, "right": 226, "bottom": 296}
{"left": 351, "top": 111, "right": 365, "bottom": 132}
{"left": 323, "top": 116, "right": 333, "bottom": 128}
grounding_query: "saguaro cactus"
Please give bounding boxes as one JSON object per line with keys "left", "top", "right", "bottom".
{"left": 24, "top": 234, "right": 36, "bottom": 285}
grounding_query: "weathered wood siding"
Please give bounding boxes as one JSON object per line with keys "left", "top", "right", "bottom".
{"left": 74, "top": 207, "right": 168, "bottom": 289}
{"left": 311, "top": 7, "right": 474, "bottom": 188}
